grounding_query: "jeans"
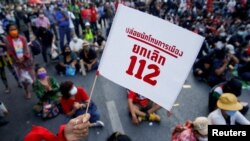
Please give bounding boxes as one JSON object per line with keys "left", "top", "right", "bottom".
{"left": 239, "top": 72, "right": 250, "bottom": 82}
{"left": 74, "top": 102, "right": 100, "bottom": 123}
{"left": 59, "top": 26, "right": 71, "bottom": 51}
{"left": 73, "top": 19, "right": 81, "bottom": 37}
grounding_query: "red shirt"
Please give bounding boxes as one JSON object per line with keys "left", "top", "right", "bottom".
{"left": 128, "top": 90, "right": 149, "bottom": 107}
{"left": 24, "top": 125, "right": 66, "bottom": 141}
{"left": 80, "top": 9, "right": 91, "bottom": 21}
{"left": 61, "top": 87, "right": 89, "bottom": 114}
{"left": 90, "top": 7, "right": 97, "bottom": 22}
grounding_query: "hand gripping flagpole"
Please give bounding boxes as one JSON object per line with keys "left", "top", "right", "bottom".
{"left": 85, "top": 70, "right": 99, "bottom": 114}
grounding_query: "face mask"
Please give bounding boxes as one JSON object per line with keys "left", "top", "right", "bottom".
{"left": 237, "top": 31, "right": 244, "bottom": 36}
{"left": 73, "top": 37, "right": 78, "bottom": 42}
{"left": 64, "top": 51, "right": 71, "bottom": 56}
{"left": 39, "top": 14, "right": 44, "bottom": 18}
{"left": 37, "top": 72, "right": 47, "bottom": 79}
{"left": 69, "top": 86, "right": 77, "bottom": 95}
{"left": 27, "top": 8, "right": 32, "bottom": 13}
{"left": 225, "top": 110, "right": 236, "bottom": 116}
{"left": 9, "top": 30, "right": 18, "bottom": 38}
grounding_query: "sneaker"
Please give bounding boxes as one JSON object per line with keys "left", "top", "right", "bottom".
{"left": 92, "top": 120, "right": 104, "bottom": 127}
{"left": 148, "top": 113, "right": 161, "bottom": 122}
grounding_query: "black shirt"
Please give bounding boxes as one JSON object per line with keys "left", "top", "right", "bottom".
{"left": 79, "top": 48, "right": 97, "bottom": 64}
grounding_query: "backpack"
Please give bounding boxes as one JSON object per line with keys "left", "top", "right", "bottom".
{"left": 42, "top": 101, "right": 60, "bottom": 120}
{"left": 29, "top": 40, "right": 42, "bottom": 56}
{"left": 2, "top": 19, "right": 9, "bottom": 31}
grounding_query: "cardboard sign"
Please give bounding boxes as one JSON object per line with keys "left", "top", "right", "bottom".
{"left": 99, "top": 5, "right": 204, "bottom": 110}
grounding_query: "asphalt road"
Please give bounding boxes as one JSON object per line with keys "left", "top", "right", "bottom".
{"left": 0, "top": 50, "right": 250, "bottom": 141}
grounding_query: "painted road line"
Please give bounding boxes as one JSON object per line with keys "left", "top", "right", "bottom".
{"left": 106, "top": 100, "right": 125, "bottom": 134}
{"left": 183, "top": 85, "right": 192, "bottom": 88}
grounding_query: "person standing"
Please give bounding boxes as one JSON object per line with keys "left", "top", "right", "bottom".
{"left": 4, "top": 23, "right": 35, "bottom": 99}
{"left": 54, "top": 7, "right": 71, "bottom": 51}
{"left": 36, "top": 11, "right": 53, "bottom": 64}
{"left": 44, "top": 4, "right": 58, "bottom": 40}
{"left": 89, "top": 3, "right": 98, "bottom": 33}
{"left": 68, "top": 0, "right": 81, "bottom": 37}
{"left": 0, "top": 33, "right": 21, "bottom": 93}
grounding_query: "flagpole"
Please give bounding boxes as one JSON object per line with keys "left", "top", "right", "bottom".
{"left": 85, "top": 72, "right": 99, "bottom": 114}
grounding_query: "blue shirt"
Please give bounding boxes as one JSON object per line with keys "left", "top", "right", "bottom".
{"left": 54, "top": 10, "right": 69, "bottom": 27}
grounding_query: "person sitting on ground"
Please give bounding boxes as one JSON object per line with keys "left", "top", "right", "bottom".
{"left": 127, "top": 90, "right": 161, "bottom": 125}
{"left": 107, "top": 131, "right": 132, "bottom": 141}
{"left": 193, "top": 56, "right": 212, "bottom": 81}
{"left": 24, "top": 113, "right": 91, "bottom": 141}
{"left": 60, "top": 80, "right": 104, "bottom": 127}
{"left": 208, "top": 78, "right": 248, "bottom": 115}
{"left": 238, "top": 61, "right": 250, "bottom": 82}
{"left": 93, "top": 30, "right": 106, "bottom": 56}
{"left": 79, "top": 42, "right": 99, "bottom": 72}
{"left": 33, "top": 64, "right": 61, "bottom": 117}
{"left": 171, "top": 117, "right": 209, "bottom": 141}
{"left": 208, "top": 93, "right": 250, "bottom": 125}
{"left": 208, "top": 48, "right": 239, "bottom": 87}
{"left": 55, "top": 44, "right": 80, "bottom": 75}
{"left": 69, "top": 32, "right": 85, "bottom": 55}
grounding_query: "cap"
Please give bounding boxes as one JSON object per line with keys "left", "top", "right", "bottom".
{"left": 193, "top": 117, "right": 208, "bottom": 136}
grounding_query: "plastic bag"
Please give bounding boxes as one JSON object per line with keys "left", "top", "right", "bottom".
{"left": 65, "top": 66, "right": 76, "bottom": 76}
{"left": 51, "top": 44, "right": 59, "bottom": 59}
{"left": 20, "top": 70, "right": 33, "bottom": 84}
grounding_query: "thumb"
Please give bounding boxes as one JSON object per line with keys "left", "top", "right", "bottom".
{"left": 82, "top": 113, "right": 90, "bottom": 123}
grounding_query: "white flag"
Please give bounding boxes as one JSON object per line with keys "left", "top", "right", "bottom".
{"left": 99, "top": 5, "right": 204, "bottom": 111}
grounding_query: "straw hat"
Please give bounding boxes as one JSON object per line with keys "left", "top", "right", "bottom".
{"left": 82, "top": 42, "right": 90, "bottom": 47}
{"left": 193, "top": 117, "right": 208, "bottom": 136}
{"left": 217, "top": 93, "right": 243, "bottom": 111}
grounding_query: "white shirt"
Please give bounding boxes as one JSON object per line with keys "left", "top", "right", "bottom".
{"left": 68, "top": 11, "right": 75, "bottom": 29}
{"left": 208, "top": 109, "right": 250, "bottom": 125}
{"left": 0, "top": 21, "right": 4, "bottom": 34}
{"left": 13, "top": 38, "right": 24, "bottom": 59}
{"left": 69, "top": 37, "right": 84, "bottom": 52}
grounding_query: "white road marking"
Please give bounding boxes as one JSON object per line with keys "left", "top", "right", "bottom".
{"left": 106, "top": 100, "right": 125, "bottom": 134}
{"left": 183, "top": 85, "right": 192, "bottom": 88}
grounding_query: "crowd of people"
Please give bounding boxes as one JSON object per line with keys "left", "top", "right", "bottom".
{"left": 0, "top": 0, "right": 249, "bottom": 141}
